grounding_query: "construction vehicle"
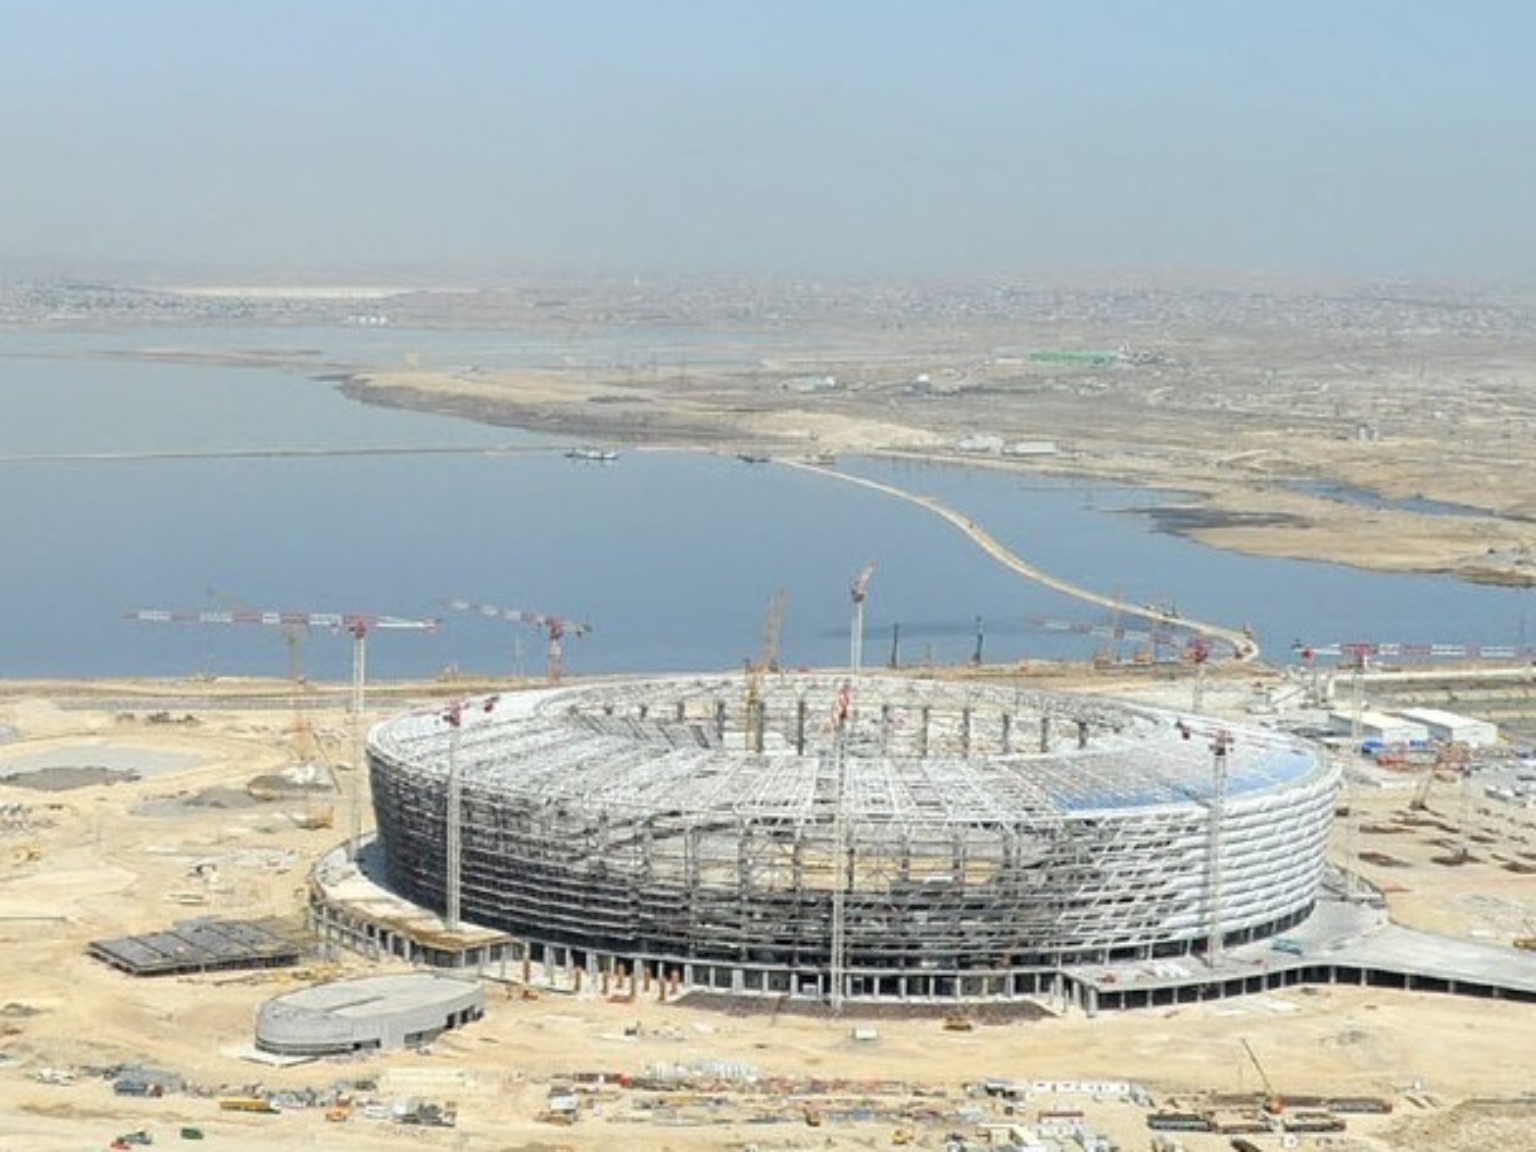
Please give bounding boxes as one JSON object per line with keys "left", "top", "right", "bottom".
{"left": 1270, "top": 936, "right": 1306, "bottom": 957}
{"left": 1241, "top": 1038, "right": 1283, "bottom": 1116}
{"left": 218, "top": 1096, "right": 279, "bottom": 1114}
{"left": 1409, "top": 742, "right": 1468, "bottom": 813}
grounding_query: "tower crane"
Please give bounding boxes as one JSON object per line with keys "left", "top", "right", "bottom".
{"left": 745, "top": 588, "right": 786, "bottom": 753}
{"left": 126, "top": 607, "right": 438, "bottom": 854}
{"left": 442, "top": 692, "right": 500, "bottom": 931}
{"left": 848, "top": 563, "right": 874, "bottom": 673}
{"left": 1188, "top": 635, "right": 1212, "bottom": 712}
{"left": 446, "top": 599, "right": 592, "bottom": 682}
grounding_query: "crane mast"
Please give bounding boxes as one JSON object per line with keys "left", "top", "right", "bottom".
{"left": 442, "top": 693, "right": 499, "bottom": 931}
{"left": 745, "top": 589, "right": 785, "bottom": 753}
{"left": 1206, "top": 729, "right": 1231, "bottom": 966}
{"left": 849, "top": 563, "right": 874, "bottom": 673}
{"left": 828, "top": 680, "right": 852, "bottom": 1013}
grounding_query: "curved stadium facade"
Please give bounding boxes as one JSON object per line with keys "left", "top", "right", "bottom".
{"left": 368, "top": 673, "right": 1338, "bottom": 1002}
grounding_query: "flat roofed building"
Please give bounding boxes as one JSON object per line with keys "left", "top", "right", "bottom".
{"left": 256, "top": 972, "right": 484, "bottom": 1056}
{"left": 1328, "top": 710, "right": 1429, "bottom": 746}
{"left": 89, "top": 918, "right": 304, "bottom": 977}
{"left": 1391, "top": 707, "right": 1498, "bottom": 749}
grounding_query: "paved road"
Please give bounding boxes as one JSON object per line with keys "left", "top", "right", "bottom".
{"left": 787, "top": 459, "right": 1260, "bottom": 663}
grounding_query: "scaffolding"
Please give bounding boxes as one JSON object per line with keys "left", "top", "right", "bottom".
{"left": 369, "top": 673, "right": 1337, "bottom": 1002}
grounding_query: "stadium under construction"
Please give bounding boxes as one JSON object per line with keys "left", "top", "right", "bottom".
{"left": 347, "top": 672, "right": 1343, "bottom": 1005}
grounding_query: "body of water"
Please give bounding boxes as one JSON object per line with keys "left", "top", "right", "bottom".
{"left": 2, "top": 325, "right": 1530, "bottom": 683}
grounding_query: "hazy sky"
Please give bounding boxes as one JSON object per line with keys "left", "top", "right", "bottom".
{"left": 5, "top": 0, "right": 1534, "bottom": 280}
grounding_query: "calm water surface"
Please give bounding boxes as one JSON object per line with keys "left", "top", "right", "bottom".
{"left": 2, "top": 326, "right": 1529, "bottom": 682}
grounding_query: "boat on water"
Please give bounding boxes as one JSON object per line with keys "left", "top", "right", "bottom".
{"left": 565, "top": 447, "right": 619, "bottom": 462}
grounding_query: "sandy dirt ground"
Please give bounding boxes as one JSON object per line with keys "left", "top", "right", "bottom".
{"left": 1, "top": 676, "right": 1533, "bottom": 1152}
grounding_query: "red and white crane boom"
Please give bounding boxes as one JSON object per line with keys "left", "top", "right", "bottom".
{"left": 127, "top": 605, "right": 438, "bottom": 857}
{"left": 445, "top": 598, "right": 592, "bottom": 682}
{"left": 1024, "top": 614, "right": 1204, "bottom": 663}
{"left": 127, "top": 608, "right": 438, "bottom": 635}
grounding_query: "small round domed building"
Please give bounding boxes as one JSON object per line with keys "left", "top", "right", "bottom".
{"left": 367, "top": 673, "right": 1337, "bottom": 1003}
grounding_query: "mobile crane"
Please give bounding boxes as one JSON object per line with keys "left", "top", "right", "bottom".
{"left": 1241, "top": 1038, "right": 1284, "bottom": 1116}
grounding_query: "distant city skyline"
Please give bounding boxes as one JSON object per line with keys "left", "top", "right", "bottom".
{"left": 4, "top": 0, "right": 1534, "bottom": 282}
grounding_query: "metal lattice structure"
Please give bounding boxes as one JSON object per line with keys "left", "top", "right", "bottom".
{"left": 368, "top": 673, "right": 1338, "bottom": 1002}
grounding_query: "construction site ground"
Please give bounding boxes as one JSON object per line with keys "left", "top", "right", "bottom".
{"left": 1, "top": 673, "right": 1533, "bottom": 1152}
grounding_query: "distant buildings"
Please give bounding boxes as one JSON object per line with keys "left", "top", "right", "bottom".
{"left": 954, "top": 435, "right": 1059, "bottom": 458}
{"left": 1327, "top": 706, "right": 1498, "bottom": 749}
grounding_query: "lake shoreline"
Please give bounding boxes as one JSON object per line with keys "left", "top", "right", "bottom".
{"left": 334, "top": 366, "right": 1536, "bottom": 591}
